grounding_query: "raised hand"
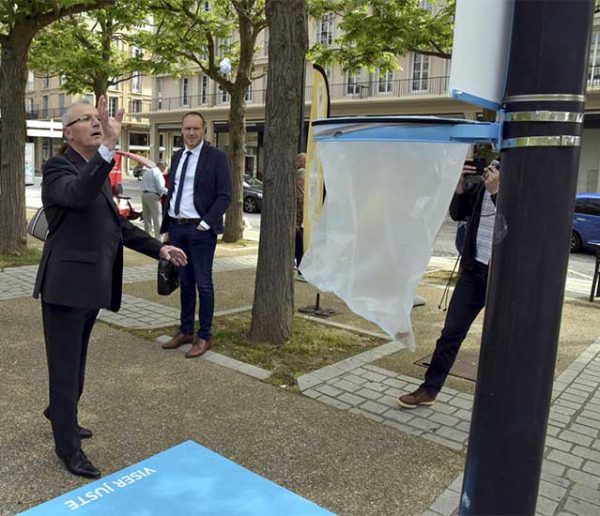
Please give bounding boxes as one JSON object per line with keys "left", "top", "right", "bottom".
{"left": 98, "top": 95, "right": 124, "bottom": 150}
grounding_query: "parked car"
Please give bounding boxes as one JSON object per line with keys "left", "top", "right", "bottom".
{"left": 243, "top": 174, "right": 263, "bottom": 213}
{"left": 571, "top": 193, "right": 600, "bottom": 252}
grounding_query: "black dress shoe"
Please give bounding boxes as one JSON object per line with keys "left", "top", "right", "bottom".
{"left": 43, "top": 407, "right": 93, "bottom": 439}
{"left": 57, "top": 449, "right": 101, "bottom": 479}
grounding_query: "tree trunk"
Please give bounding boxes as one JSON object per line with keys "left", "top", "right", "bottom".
{"left": 222, "top": 87, "right": 246, "bottom": 243}
{"left": 93, "top": 76, "right": 109, "bottom": 104}
{"left": 0, "top": 32, "right": 33, "bottom": 255}
{"left": 249, "top": 0, "right": 308, "bottom": 344}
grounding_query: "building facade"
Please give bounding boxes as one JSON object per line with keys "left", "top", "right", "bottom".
{"left": 23, "top": 5, "right": 600, "bottom": 193}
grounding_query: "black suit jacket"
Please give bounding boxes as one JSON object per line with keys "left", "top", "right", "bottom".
{"left": 160, "top": 143, "right": 232, "bottom": 234}
{"left": 33, "top": 147, "right": 163, "bottom": 311}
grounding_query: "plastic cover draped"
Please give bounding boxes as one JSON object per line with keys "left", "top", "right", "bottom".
{"left": 300, "top": 141, "right": 470, "bottom": 350}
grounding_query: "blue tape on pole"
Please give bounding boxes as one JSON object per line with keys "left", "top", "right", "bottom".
{"left": 18, "top": 441, "right": 334, "bottom": 516}
{"left": 311, "top": 116, "right": 500, "bottom": 145}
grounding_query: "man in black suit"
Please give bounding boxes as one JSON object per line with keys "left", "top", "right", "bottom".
{"left": 160, "top": 112, "right": 232, "bottom": 358}
{"left": 33, "top": 96, "right": 187, "bottom": 478}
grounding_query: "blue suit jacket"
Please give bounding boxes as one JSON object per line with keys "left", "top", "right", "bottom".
{"left": 160, "top": 142, "right": 232, "bottom": 234}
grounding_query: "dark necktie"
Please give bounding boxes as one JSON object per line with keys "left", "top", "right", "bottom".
{"left": 173, "top": 150, "right": 192, "bottom": 216}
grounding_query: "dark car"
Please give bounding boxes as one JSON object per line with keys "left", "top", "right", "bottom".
{"left": 243, "top": 174, "right": 263, "bottom": 213}
{"left": 571, "top": 193, "right": 600, "bottom": 252}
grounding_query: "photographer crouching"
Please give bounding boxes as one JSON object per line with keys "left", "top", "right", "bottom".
{"left": 398, "top": 157, "right": 500, "bottom": 408}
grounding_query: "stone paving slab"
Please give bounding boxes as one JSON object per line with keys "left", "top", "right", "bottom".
{"left": 422, "top": 339, "right": 600, "bottom": 516}
{"left": 154, "top": 334, "right": 271, "bottom": 380}
{"left": 0, "top": 255, "right": 257, "bottom": 302}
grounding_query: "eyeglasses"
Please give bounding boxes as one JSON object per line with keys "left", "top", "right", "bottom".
{"left": 64, "top": 113, "right": 100, "bottom": 127}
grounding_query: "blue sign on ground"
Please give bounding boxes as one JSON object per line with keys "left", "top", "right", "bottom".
{"left": 19, "top": 440, "right": 334, "bottom": 515}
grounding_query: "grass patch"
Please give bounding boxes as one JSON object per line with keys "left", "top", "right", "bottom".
{"left": 0, "top": 246, "right": 42, "bottom": 269}
{"left": 129, "top": 312, "right": 384, "bottom": 390}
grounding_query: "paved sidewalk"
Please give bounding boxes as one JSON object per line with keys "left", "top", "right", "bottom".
{"left": 297, "top": 335, "right": 600, "bottom": 516}
{"left": 2, "top": 255, "right": 600, "bottom": 515}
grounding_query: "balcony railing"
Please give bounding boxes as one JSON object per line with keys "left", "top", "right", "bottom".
{"left": 25, "top": 101, "right": 152, "bottom": 124}
{"left": 152, "top": 75, "right": 451, "bottom": 112}
{"left": 24, "top": 76, "right": 451, "bottom": 120}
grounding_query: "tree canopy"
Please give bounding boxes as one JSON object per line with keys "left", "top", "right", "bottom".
{"left": 307, "top": 0, "right": 455, "bottom": 72}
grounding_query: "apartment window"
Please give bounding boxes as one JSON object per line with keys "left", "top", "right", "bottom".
{"left": 319, "top": 15, "right": 333, "bottom": 46}
{"left": 218, "top": 37, "right": 231, "bottom": 58}
{"left": 412, "top": 53, "right": 430, "bottom": 91}
{"left": 59, "top": 75, "right": 67, "bottom": 86}
{"left": 42, "top": 76, "right": 50, "bottom": 89}
{"left": 108, "top": 97, "right": 118, "bottom": 117}
{"left": 181, "top": 77, "right": 189, "bottom": 105}
{"left": 589, "top": 32, "right": 600, "bottom": 84}
{"left": 132, "top": 99, "right": 142, "bottom": 113}
{"left": 132, "top": 73, "right": 142, "bottom": 93}
{"left": 58, "top": 94, "right": 65, "bottom": 114}
{"left": 419, "top": 0, "right": 434, "bottom": 12}
{"left": 131, "top": 47, "right": 142, "bottom": 92}
{"left": 27, "top": 71, "right": 34, "bottom": 89}
{"left": 245, "top": 84, "right": 253, "bottom": 102}
{"left": 42, "top": 95, "right": 49, "bottom": 118}
{"left": 25, "top": 97, "right": 34, "bottom": 113}
{"left": 345, "top": 71, "right": 360, "bottom": 96}
{"left": 220, "top": 85, "right": 230, "bottom": 103}
{"left": 263, "top": 28, "right": 269, "bottom": 56}
{"left": 82, "top": 94, "right": 94, "bottom": 105}
{"left": 204, "top": 1, "right": 210, "bottom": 10}
{"left": 376, "top": 69, "right": 394, "bottom": 94}
{"left": 199, "top": 75, "right": 209, "bottom": 104}
{"left": 156, "top": 77, "right": 163, "bottom": 109}
{"left": 108, "top": 79, "right": 119, "bottom": 91}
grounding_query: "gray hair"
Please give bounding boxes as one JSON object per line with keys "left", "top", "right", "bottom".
{"left": 62, "top": 100, "right": 93, "bottom": 127}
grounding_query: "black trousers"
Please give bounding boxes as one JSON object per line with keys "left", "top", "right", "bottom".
{"left": 422, "top": 261, "right": 488, "bottom": 395}
{"left": 42, "top": 301, "right": 99, "bottom": 457}
{"left": 295, "top": 227, "right": 304, "bottom": 268}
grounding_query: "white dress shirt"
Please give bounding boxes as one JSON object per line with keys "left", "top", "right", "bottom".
{"left": 141, "top": 167, "right": 167, "bottom": 196}
{"left": 168, "top": 142, "right": 210, "bottom": 229}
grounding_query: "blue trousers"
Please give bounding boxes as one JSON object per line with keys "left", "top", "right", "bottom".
{"left": 169, "top": 221, "right": 217, "bottom": 341}
{"left": 422, "top": 261, "right": 488, "bottom": 394}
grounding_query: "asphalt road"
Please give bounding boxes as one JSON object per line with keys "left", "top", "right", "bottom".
{"left": 26, "top": 175, "right": 596, "bottom": 278}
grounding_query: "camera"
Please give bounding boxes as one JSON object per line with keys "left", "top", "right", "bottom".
{"left": 463, "top": 158, "right": 500, "bottom": 184}
{"left": 464, "top": 158, "right": 486, "bottom": 184}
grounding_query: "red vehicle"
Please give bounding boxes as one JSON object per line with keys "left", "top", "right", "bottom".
{"left": 109, "top": 153, "right": 123, "bottom": 196}
{"left": 109, "top": 153, "right": 141, "bottom": 221}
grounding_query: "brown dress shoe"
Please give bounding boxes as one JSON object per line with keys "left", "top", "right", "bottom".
{"left": 185, "top": 337, "right": 212, "bottom": 358}
{"left": 162, "top": 332, "right": 194, "bottom": 350}
{"left": 398, "top": 387, "right": 437, "bottom": 409}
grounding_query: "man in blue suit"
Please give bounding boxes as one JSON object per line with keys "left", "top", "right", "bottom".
{"left": 160, "top": 112, "right": 232, "bottom": 358}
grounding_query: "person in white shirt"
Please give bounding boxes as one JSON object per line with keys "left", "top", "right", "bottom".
{"left": 398, "top": 159, "right": 500, "bottom": 408}
{"left": 160, "top": 112, "right": 232, "bottom": 358}
{"left": 141, "top": 164, "right": 168, "bottom": 239}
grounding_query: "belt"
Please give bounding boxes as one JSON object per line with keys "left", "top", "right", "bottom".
{"left": 143, "top": 190, "right": 160, "bottom": 195}
{"left": 175, "top": 218, "right": 201, "bottom": 224}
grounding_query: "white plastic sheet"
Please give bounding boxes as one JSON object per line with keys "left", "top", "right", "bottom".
{"left": 300, "top": 141, "right": 469, "bottom": 350}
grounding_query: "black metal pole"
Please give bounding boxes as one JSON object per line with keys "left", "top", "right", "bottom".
{"left": 298, "top": 60, "right": 307, "bottom": 153}
{"left": 460, "top": 1, "right": 594, "bottom": 515}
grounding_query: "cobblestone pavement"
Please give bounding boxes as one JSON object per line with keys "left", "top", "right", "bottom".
{"left": 0, "top": 255, "right": 257, "bottom": 302}
{"left": 3, "top": 255, "right": 600, "bottom": 515}
{"left": 298, "top": 337, "right": 600, "bottom": 516}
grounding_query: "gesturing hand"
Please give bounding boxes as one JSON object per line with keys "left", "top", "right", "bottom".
{"left": 98, "top": 95, "right": 124, "bottom": 151}
{"left": 159, "top": 245, "right": 188, "bottom": 266}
